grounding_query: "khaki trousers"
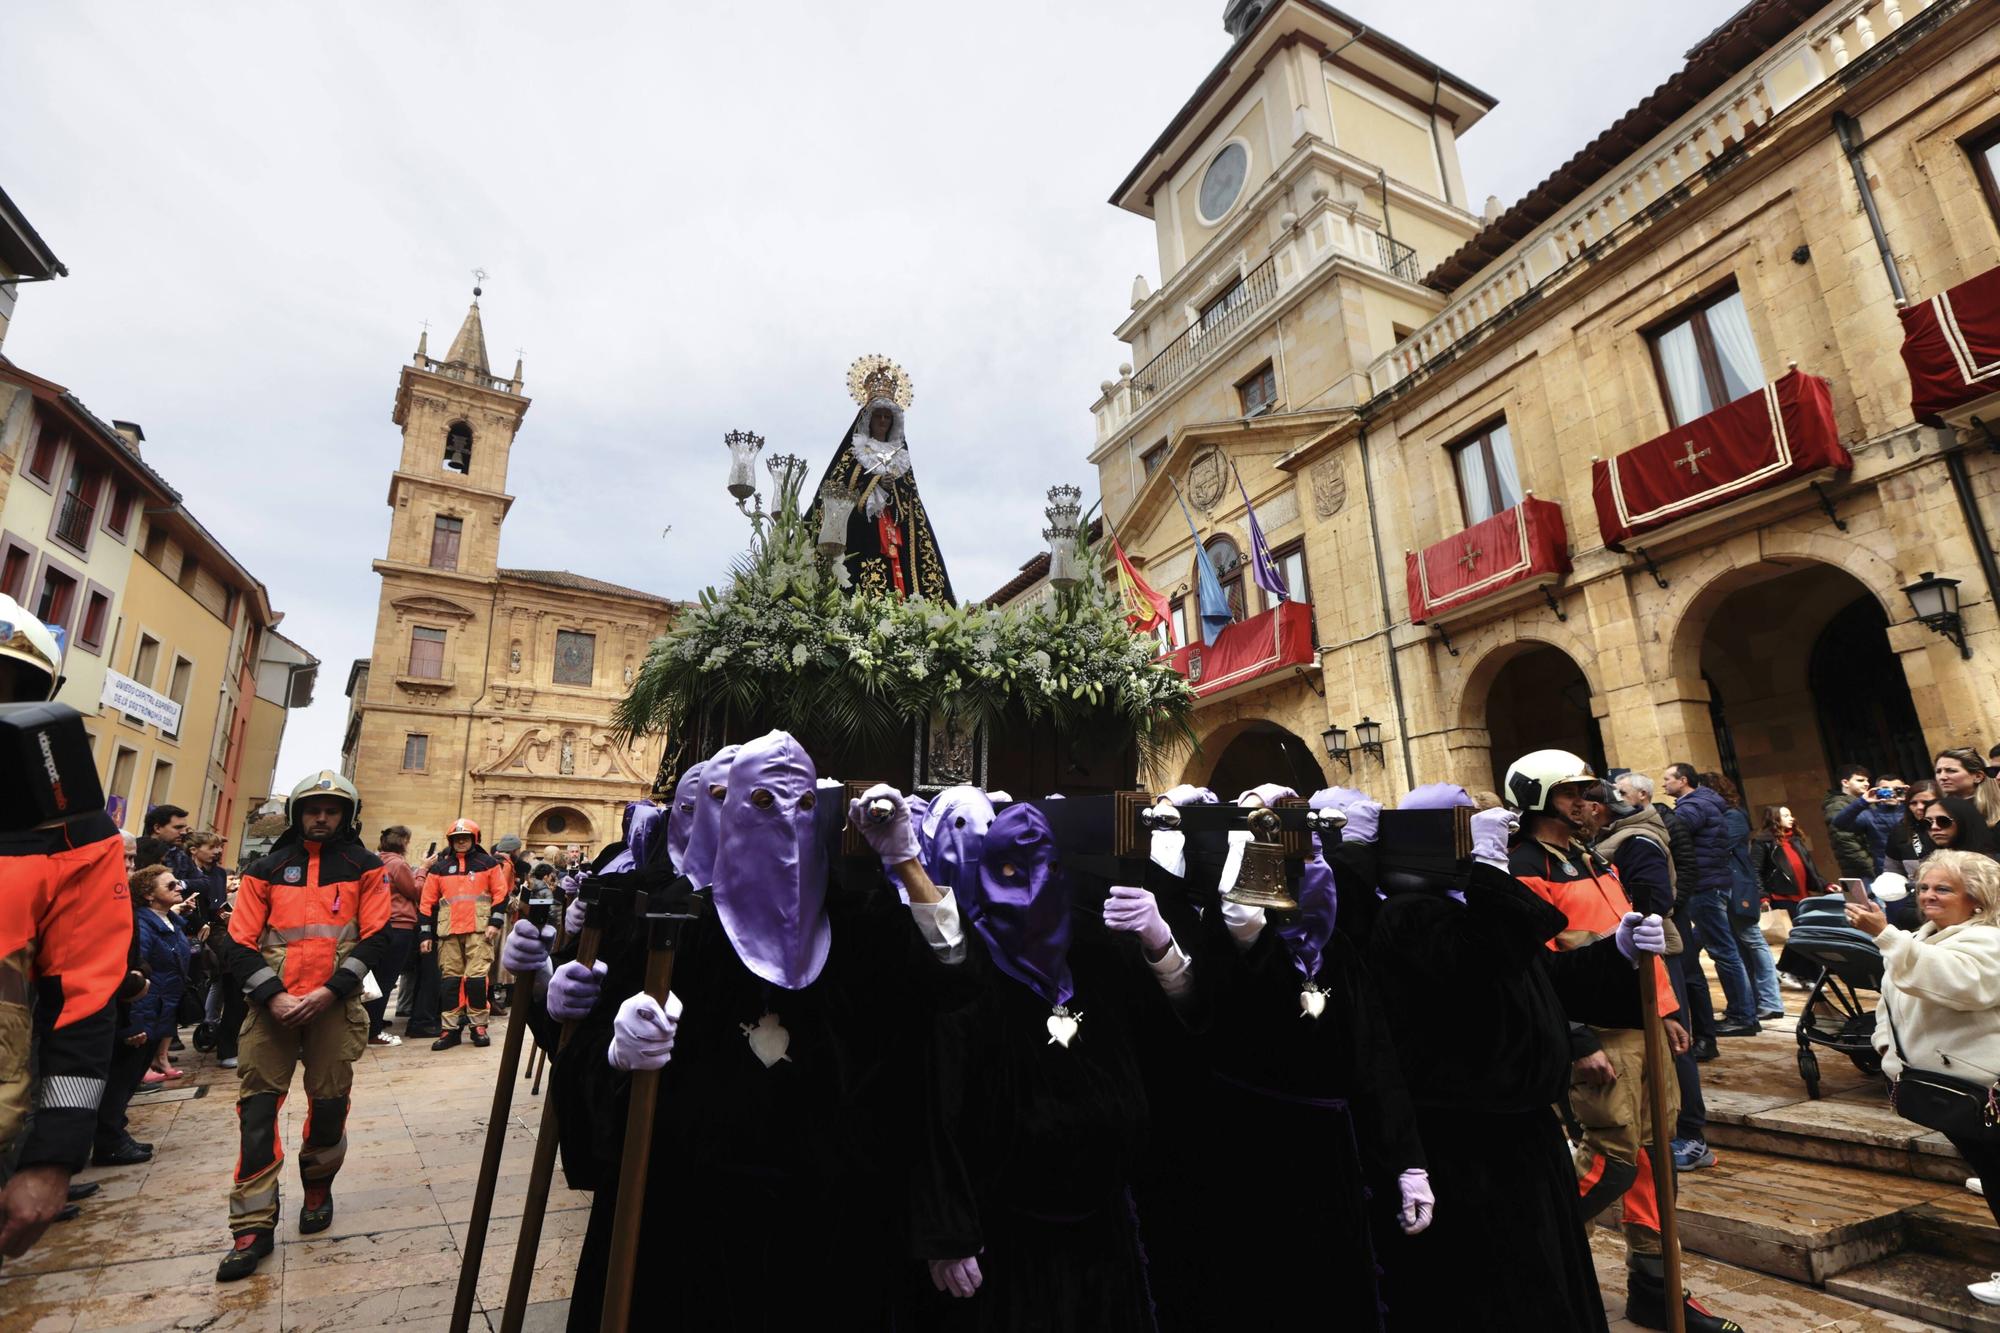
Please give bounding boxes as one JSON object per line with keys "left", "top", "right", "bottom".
{"left": 1570, "top": 1026, "right": 1680, "bottom": 1255}
{"left": 437, "top": 931, "right": 493, "bottom": 1028}
{"left": 228, "top": 995, "right": 366, "bottom": 1234}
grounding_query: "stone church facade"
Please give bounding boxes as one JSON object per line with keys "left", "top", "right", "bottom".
{"left": 341, "top": 289, "right": 673, "bottom": 856}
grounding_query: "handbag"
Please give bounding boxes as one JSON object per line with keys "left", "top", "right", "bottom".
{"left": 1882, "top": 992, "right": 2000, "bottom": 1142}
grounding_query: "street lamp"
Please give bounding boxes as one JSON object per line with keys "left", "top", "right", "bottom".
{"left": 1044, "top": 484, "right": 1084, "bottom": 590}
{"left": 1354, "top": 716, "right": 1385, "bottom": 762}
{"left": 1321, "top": 723, "right": 1350, "bottom": 772}
{"left": 1903, "top": 571, "right": 1971, "bottom": 659}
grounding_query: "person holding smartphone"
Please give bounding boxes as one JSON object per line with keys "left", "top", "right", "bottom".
{"left": 1831, "top": 773, "right": 1912, "bottom": 878}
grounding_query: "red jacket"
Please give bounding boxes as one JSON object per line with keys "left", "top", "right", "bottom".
{"left": 0, "top": 813, "right": 130, "bottom": 1170}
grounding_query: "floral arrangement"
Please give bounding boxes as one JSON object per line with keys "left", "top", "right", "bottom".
{"left": 616, "top": 485, "right": 1194, "bottom": 769}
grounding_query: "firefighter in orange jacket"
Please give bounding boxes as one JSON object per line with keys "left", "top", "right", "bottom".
{"left": 0, "top": 601, "right": 132, "bottom": 1261}
{"left": 418, "top": 819, "right": 507, "bottom": 1051}
{"left": 212, "top": 770, "right": 392, "bottom": 1281}
{"left": 1503, "top": 750, "right": 1739, "bottom": 1333}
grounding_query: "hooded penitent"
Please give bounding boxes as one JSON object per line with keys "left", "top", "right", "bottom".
{"left": 666, "top": 762, "right": 708, "bottom": 871}
{"left": 1399, "top": 782, "right": 1473, "bottom": 811}
{"left": 920, "top": 785, "right": 996, "bottom": 892}
{"left": 600, "top": 801, "right": 665, "bottom": 876}
{"left": 711, "top": 731, "right": 831, "bottom": 990}
{"left": 680, "top": 744, "right": 744, "bottom": 888}
{"left": 963, "top": 804, "right": 1071, "bottom": 1008}
{"left": 1281, "top": 821, "right": 1340, "bottom": 984}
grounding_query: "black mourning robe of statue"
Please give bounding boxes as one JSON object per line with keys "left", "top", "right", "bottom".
{"left": 1367, "top": 864, "right": 1644, "bottom": 1332}
{"left": 804, "top": 407, "right": 954, "bottom": 604}
{"left": 544, "top": 863, "right": 966, "bottom": 1333}
{"left": 912, "top": 928, "right": 1162, "bottom": 1333}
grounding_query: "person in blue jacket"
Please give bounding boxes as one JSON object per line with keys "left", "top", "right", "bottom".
{"left": 127, "top": 865, "right": 199, "bottom": 1088}
{"left": 1831, "top": 775, "right": 1912, "bottom": 876}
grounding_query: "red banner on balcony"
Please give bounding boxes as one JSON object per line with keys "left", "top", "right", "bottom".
{"left": 1406, "top": 497, "right": 1571, "bottom": 624}
{"left": 1901, "top": 264, "right": 2000, "bottom": 424}
{"left": 1159, "top": 599, "right": 1314, "bottom": 701}
{"left": 1591, "top": 370, "right": 1847, "bottom": 548}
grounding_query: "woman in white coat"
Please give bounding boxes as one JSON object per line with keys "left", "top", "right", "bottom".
{"left": 1848, "top": 848, "right": 2000, "bottom": 1306}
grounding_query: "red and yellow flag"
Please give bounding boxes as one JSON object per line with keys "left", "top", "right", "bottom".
{"left": 1113, "top": 535, "right": 1172, "bottom": 641}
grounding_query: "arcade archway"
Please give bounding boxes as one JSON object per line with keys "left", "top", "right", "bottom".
{"left": 1481, "top": 645, "right": 1605, "bottom": 794}
{"left": 1677, "top": 559, "right": 1925, "bottom": 834}
{"left": 1201, "top": 720, "right": 1328, "bottom": 800}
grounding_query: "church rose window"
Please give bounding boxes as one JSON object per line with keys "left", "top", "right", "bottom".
{"left": 1198, "top": 141, "right": 1249, "bottom": 224}
{"left": 554, "top": 630, "right": 595, "bottom": 686}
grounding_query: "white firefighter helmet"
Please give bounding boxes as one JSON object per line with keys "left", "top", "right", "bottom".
{"left": 0, "top": 592, "right": 62, "bottom": 702}
{"left": 287, "top": 770, "right": 361, "bottom": 830}
{"left": 1503, "top": 749, "right": 1597, "bottom": 816}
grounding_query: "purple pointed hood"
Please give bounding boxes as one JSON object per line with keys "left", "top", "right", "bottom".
{"left": 963, "top": 804, "right": 1071, "bottom": 1007}
{"left": 920, "top": 786, "right": 996, "bottom": 892}
{"left": 711, "top": 731, "right": 830, "bottom": 990}
{"left": 666, "top": 762, "right": 707, "bottom": 871}
{"left": 680, "top": 744, "right": 743, "bottom": 888}
{"left": 1310, "top": 786, "right": 1373, "bottom": 812}
{"left": 601, "top": 801, "right": 665, "bottom": 875}
{"left": 1399, "top": 782, "right": 1472, "bottom": 811}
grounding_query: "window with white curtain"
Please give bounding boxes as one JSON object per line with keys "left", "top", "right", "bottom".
{"left": 1448, "top": 420, "right": 1523, "bottom": 526}
{"left": 1648, "top": 287, "right": 1762, "bottom": 426}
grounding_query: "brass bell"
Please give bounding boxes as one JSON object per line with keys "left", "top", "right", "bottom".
{"left": 1224, "top": 808, "right": 1297, "bottom": 911}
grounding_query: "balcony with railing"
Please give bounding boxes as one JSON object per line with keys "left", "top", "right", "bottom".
{"left": 53, "top": 493, "right": 94, "bottom": 548}
{"left": 1375, "top": 232, "right": 1420, "bottom": 284}
{"left": 1130, "top": 255, "right": 1281, "bottom": 408}
{"left": 1365, "top": 0, "right": 1944, "bottom": 401}
{"left": 416, "top": 352, "right": 519, "bottom": 395}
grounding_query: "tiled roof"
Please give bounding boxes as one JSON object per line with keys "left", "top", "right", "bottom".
{"left": 499, "top": 568, "right": 676, "bottom": 606}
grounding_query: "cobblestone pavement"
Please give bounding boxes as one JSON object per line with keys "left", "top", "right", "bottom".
{"left": 0, "top": 1010, "right": 1953, "bottom": 1331}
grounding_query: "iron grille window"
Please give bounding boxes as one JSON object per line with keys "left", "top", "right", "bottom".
{"left": 554, "top": 630, "right": 595, "bottom": 686}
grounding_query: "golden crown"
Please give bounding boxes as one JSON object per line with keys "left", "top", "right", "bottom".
{"left": 846, "top": 354, "right": 914, "bottom": 409}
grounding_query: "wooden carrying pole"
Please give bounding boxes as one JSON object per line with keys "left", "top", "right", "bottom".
{"left": 498, "top": 900, "right": 610, "bottom": 1333}
{"left": 1636, "top": 955, "right": 1685, "bottom": 1333}
{"left": 599, "top": 907, "right": 689, "bottom": 1332}
{"left": 449, "top": 892, "right": 556, "bottom": 1333}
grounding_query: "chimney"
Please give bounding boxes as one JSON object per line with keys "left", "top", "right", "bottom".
{"left": 111, "top": 419, "right": 145, "bottom": 453}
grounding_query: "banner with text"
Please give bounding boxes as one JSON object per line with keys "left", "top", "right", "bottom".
{"left": 102, "top": 669, "right": 182, "bottom": 732}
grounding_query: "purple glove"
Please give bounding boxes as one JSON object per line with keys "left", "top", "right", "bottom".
{"left": 500, "top": 920, "right": 553, "bottom": 975}
{"left": 1158, "top": 784, "right": 1218, "bottom": 807}
{"left": 548, "top": 959, "right": 605, "bottom": 1023}
{"left": 608, "top": 991, "right": 681, "bottom": 1072}
{"left": 1615, "top": 912, "right": 1665, "bottom": 961}
{"left": 1397, "top": 1168, "right": 1435, "bottom": 1235}
{"left": 1237, "top": 783, "right": 1298, "bottom": 807}
{"left": 564, "top": 896, "right": 586, "bottom": 937}
{"left": 849, "top": 784, "right": 920, "bottom": 865}
{"left": 1342, "top": 800, "right": 1382, "bottom": 845}
{"left": 1102, "top": 885, "right": 1174, "bottom": 956}
{"left": 1470, "top": 808, "right": 1515, "bottom": 867}
{"left": 928, "top": 1255, "right": 983, "bottom": 1299}
{"left": 559, "top": 873, "right": 582, "bottom": 898}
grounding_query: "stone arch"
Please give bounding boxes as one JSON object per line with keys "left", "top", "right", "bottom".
{"left": 1456, "top": 637, "right": 1605, "bottom": 793}
{"left": 525, "top": 804, "right": 592, "bottom": 847}
{"left": 1178, "top": 715, "right": 1327, "bottom": 797}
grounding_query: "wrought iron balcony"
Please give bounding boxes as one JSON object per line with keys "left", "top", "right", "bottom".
{"left": 1375, "top": 232, "right": 1420, "bottom": 284}
{"left": 1131, "top": 255, "right": 1280, "bottom": 405}
{"left": 53, "top": 494, "right": 94, "bottom": 548}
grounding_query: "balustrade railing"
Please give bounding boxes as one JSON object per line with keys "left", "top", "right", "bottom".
{"left": 1131, "top": 255, "right": 1280, "bottom": 404}
{"left": 1376, "top": 232, "right": 1420, "bottom": 284}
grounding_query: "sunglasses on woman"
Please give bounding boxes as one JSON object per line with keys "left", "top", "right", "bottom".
{"left": 1987, "top": 764, "right": 2000, "bottom": 778}
{"left": 1924, "top": 814, "right": 1957, "bottom": 829}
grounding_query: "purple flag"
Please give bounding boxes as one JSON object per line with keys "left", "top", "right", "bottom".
{"left": 1232, "top": 457, "right": 1288, "bottom": 601}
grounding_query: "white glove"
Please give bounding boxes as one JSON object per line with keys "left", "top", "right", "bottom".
{"left": 1470, "top": 808, "right": 1515, "bottom": 868}
{"left": 848, "top": 784, "right": 921, "bottom": 865}
{"left": 1397, "top": 1168, "right": 1435, "bottom": 1235}
{"left": 564, "top": 896, "right": 586, "bottom": 936}
{"left": 1148, "top": 829, "right": 1186, "bottom": 879}
{"left": 607, "top": 990, "right": 683, "bottom": 1072}
{"left": 928, "top": 1255, "right": 983, "bottom": 1298}
{"left": 1103, "top": 885, "right": 1174, "bottom": 956}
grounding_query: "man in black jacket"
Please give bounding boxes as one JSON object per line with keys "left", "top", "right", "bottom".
{"left": 1618, "top": 773, "right": 1718, "bottom": 1063}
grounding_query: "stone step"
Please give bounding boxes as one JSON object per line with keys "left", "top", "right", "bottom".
{"left": 1703, "top": 1088, "right": 1972, "bottom": 1185}
{"left": 1672, "top": 1147, "right": 1949, "bottom": 1284}
{"left": 1826, "top": 1253, "right": 2000, "bottom": 1332}
{"left": 1908, "top": 1189, "right": 2000, "bottom": 1270}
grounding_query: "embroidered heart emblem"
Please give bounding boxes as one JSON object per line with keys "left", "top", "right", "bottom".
{"left": 1299, "top": 988, "right": 1326, "bottom": 1020}
{"left": 1045, "top": 1008, "right": 1080, "bottom": 1049}
{"left": 741, "top": 1013, "right": 792, "bottom": 1068}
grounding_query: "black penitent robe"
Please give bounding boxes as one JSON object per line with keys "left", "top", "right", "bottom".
{"left": 548, "top": 871, "right": 966, "bottom": 1333}
{"left": 1367, "top": 864, "right": 1644, "bottom": 1332}
{"left": 912, "top": 929, "right": 1158, "bottom": 1333}
{"left": 1146, "top": 903, "right": 1425, "bottom": 1332}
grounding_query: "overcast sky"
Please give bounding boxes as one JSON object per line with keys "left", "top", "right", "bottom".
{"left": 3, "top": 0, "right": 1746, "bottom": 790}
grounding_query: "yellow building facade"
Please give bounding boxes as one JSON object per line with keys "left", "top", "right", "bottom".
{"left": 1093, "top": 0, "right": 2000, "bottom": 852}
{"left": 341, "top": 291, "right": 673, "bottom": 856}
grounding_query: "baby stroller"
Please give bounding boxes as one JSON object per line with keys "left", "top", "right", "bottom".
{"left": 1775, "top": 893, "right": 1884, "bottom": 1098}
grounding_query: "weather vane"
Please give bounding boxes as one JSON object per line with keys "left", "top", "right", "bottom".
{"left": 472, "top": 266, "right": 488, "bottom": 295}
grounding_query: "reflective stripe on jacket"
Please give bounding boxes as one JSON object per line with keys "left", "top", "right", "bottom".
{"left": 225, "top": 838, "right": 390, "bottom": 1002}
{"left": 419, "top": 848, "right": 509, "bottom": 937}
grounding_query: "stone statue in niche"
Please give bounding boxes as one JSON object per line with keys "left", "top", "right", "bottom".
{"left": 509, "top": 642, "right": 522, "bottom": 673}
{"left": 559, "top": 734, "right": 576, "bottom": 776}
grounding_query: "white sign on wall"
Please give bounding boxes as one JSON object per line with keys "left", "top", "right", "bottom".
{"left": 101, "top": 670, "right": 182, "bottom": 732}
